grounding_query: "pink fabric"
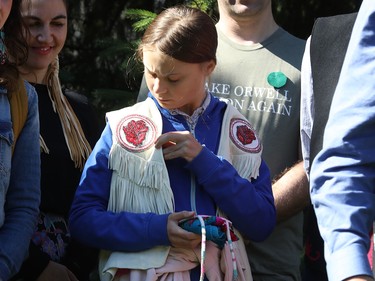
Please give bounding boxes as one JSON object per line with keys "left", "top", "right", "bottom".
{"left": 114, "top": 241, "right": 249, "bottom": 281}
{"left": 220, "top": 241, "right": 248, "bottom": 281}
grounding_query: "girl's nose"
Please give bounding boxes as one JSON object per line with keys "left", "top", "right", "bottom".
{"left": 153, "top": 78, "right": 166, "bottom": 94}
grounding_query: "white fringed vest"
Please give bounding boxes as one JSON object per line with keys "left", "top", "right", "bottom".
{"left": 99, "top": 97, "right": 262, "bottom": 281}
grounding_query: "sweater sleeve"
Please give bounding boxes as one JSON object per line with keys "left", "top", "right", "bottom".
{"left": 69, "top": 124, "right": 170, "bottom": 252}
{"left": 187, "top": 146, "right": 276, "bottom": 242}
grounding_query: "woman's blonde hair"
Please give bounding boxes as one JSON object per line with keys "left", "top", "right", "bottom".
{"left": 42, "top": 57, "right": 92, "bottom": 169}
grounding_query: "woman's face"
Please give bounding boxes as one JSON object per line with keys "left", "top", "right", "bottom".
{"left": 21, "top": 0, "right": 67, "bottom": 75}
{"left": 0, "top": 0, "right": 13, "bottom": 29}
{"left": 143, "top": 48, "right": 215, "bottom": 115}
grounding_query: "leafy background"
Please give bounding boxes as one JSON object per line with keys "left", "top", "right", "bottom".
{"left": 62, "top": 0, "right": 362, "bottom": 125}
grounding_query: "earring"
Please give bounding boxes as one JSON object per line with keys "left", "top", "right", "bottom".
{"left": 0, "top": 30, "right": 7, "bottom": 64}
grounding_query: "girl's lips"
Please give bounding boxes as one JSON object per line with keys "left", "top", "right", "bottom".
{"left": 31, "top": 46, "right": 52, "bottom": 55}
{"left": 159, "top": 99, "right": 173, "bottom": 104}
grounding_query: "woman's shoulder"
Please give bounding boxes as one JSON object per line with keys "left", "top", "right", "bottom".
{"left": 63, "top": 87, "right": 101, "bottom": 144}
{"left": 62, "top": 88, "right": 98, "bottom": 122}
{"left": 23, "top": 80, "right": 38, "bottom": 109}
{"left": 24, "top": 80, "right": 37, "bottom": 97}
{"left": 63, "top": 87, "right": 90, "bottom": 106}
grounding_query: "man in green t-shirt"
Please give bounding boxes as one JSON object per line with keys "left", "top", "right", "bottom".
{"left": 137, "top": 0, "right": 307, "bottom": 280}
{"left": 208, "top": 1, "right": 307, "bottom": 280}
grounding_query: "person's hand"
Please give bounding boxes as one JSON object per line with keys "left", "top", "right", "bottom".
{"left": 155, "top": 131, "right": 203, "bottom": 162}
{"left": 36, "top": 261, "right": 79, "bottom": 281}
{"left": 167, "top": 211, "right": 201, "bottom": 249}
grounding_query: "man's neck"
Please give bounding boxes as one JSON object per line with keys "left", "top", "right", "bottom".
{"left": 216, "top": 10, "right": 279, "bottom": 45}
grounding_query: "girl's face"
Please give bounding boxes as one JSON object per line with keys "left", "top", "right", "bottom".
{"left": 143, "top": 48, "right": 215, "bottom": 115}
{"left": 20, "top": 0, "right": 67, "bottom": 79}
{"left": 0, "top": 0, "right": 13, "bottom": 29}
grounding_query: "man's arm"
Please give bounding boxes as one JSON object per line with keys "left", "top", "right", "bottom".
{"left": 273, "top": 36, "right": 312, "bottom": 223}
{"left": 272, "top": 161, "right": 309, "bottom": 222}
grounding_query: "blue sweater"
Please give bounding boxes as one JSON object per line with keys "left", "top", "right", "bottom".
{"left": 69, "top": 95, "right": 275, "bottom": 253}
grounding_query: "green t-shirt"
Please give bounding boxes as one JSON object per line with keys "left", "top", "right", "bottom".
{"left": 206, "top": 27, "right": 306, "bottom": 281}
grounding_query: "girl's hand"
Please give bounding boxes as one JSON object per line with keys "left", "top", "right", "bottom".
{"left": 167, "top": 211, "right": 201, "bottom": 249}
{"left": 155, "top": 131, "right": 202, "bottom": 162}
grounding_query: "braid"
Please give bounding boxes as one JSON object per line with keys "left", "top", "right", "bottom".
{"left": 44, "top": 57, "right": 92, "bottom": 169}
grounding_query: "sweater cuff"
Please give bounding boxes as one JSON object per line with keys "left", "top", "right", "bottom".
{"left": 148, "top": 213, "right": 170, "bottom": 245}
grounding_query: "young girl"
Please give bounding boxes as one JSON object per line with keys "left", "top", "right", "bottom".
{"left": 70, "top": 5, "right": 276, "bottom": 281}
{"left": 0, "top": 0, "right": 40, "bottom": 280}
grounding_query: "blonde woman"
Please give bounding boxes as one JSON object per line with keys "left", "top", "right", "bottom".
{"left": 13, "top": 0, "right": 101, "bottom": 280}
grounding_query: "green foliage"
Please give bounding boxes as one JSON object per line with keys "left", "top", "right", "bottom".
{"left": 124, "top": 9, "right": 157, "bottom": 32}
{"left": 189, "top": 0, "right": 217, "bottom": 13}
